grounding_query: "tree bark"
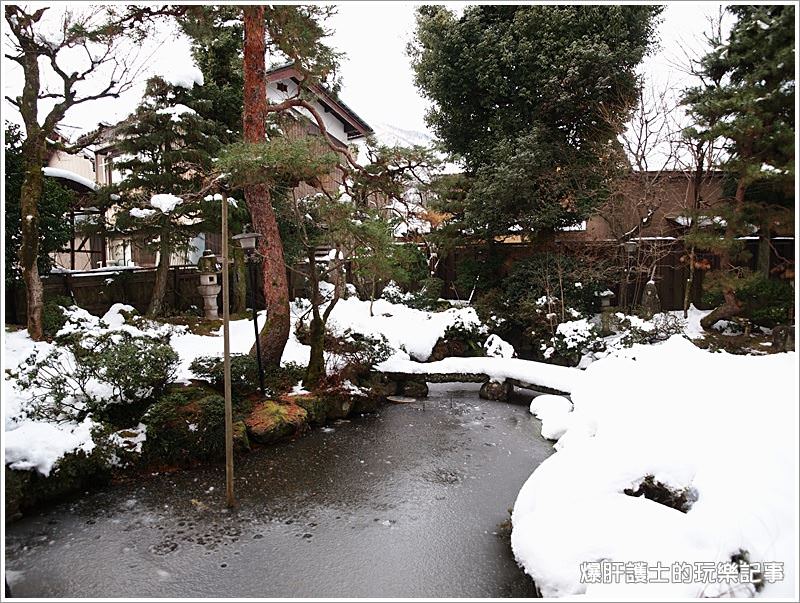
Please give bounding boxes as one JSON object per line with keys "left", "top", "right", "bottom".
{"left": 243, "top": 6, "right": 290, "bottom": 366}
{"left": 147, "top": 225, "right": 171, "bottom": 317}
{"left": 19, "top": 137, "right": 46, "bottom": 340}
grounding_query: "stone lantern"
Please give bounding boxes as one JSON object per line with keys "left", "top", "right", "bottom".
{"left": 197, "top": 249, "right": 221, "bottom": 319}
{"left": 599, "top": 289, "right": 616, "bottom": 336}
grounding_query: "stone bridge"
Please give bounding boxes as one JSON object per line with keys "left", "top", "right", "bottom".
{"left": 376, "top": 356, "right": 581, "bottom": 401}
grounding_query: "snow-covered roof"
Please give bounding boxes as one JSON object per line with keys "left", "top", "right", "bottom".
{"left": 42, "top": 167, "right": 98, "bottom": 191}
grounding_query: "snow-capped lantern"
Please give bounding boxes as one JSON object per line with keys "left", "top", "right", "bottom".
{"left": 196, "top": 250, "right": 221, "bottom": 319}
{"left": 599, "top": 289, "right": 615, "bottom": 309}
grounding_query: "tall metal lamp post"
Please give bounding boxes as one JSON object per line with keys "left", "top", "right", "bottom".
{"left": 232, "top": 226, "right": 265, "bottom": 395}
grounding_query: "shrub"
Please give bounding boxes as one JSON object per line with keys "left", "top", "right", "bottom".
{"left": 327, "top": 330, "right": 394, "bottom": 384}
{"left": 405, "top": 277, "right": 447, "bottom": 310}
{"left": 190, "top": 355, "right": 305, "bottom": 397}
{"left": 190, "top": 354, "right": 260, "bottom": 396}
{"left": 41, "top": 295, "right": 73, "bottom": 338}
{"left": 18, "top": 331, "right": 178, "bottom": 427}
{"left": 142, "top": 390, "right": 231, "bottom": 463}
{"left": 702, "top": 274, "right": 794, "bottom": 328}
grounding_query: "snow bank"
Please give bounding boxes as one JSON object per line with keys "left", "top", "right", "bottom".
{"left": 4, "top": 418, "right": 97, "bottom": 476}
{"left": 324, "top": 296, "right": 483, "bottom": 362}
{"left": 511, "top": 336, "right": 797, "bottom": 597}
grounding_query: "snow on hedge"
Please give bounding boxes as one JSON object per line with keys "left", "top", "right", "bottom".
{"left": 158, "top": 63, "right": 204, "bottom": 89}
{"left": 511, "top": 336, "right": 797, "bottom": 597}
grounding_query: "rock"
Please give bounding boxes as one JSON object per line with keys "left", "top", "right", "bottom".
{"left": 360, "top": 373, "right": 398, "bottom": 399}
{"left": 291, "top": 394, "right": 329, "bottom": 426}
{"left": 399, "top": 380, "right": 429, "bottom": 398}
{"left": 771, "top": 324, "right": 792, "bottom": 352}
{"left": 427, "top": 337, "right": 470, "bottom": 362}
{"left": 479, "top": 380, "right": 512, "bottom": 401}
{"left": 245, "top": 401, "right": 308, "bottom": 444}
{"left": 350, "top": 393, "right": 381, "bottom": 414}
{"left": 232, "top": 421, "right": 250, "bottom": 453}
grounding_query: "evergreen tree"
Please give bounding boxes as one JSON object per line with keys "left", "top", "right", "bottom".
{"left": 682, "top": 5, "right": 795, "bottom": 330}
{"left": 5, "top": 123, "right": 73, "bottom": 285}
{"left": 410, "top": 5, "right": 662, "bottom": 241}
{"left": 100, "top": 76, "right": 221, "bottom": 317}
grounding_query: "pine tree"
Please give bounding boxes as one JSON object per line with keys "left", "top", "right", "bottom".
{"left": 682, "top": 5, "right": 795, "bottom": 330}
{"left": 100, "top": 76, "right": 221, "bottom": 316}
{"left": 410, "top": 5, "right": 662, "bottom": 241}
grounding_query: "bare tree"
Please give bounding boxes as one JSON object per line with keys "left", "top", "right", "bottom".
{"left": 598, "top": 83, "right": 683, "bottom": 312}
{"left": 3, "top": 5, "right": 163, "bottom": 340}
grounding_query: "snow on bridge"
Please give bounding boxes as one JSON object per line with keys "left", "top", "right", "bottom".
{"left": 377, "top": 356, "right": 583, "bottom": 397}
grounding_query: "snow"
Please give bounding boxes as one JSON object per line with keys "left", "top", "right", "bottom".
{"left": 130, "top": 207, "right": 156, "bottom": 219}
{"left": 378, "top": 355, "right": 582, "bottom": 394}
{"left": 484, "top": 334, "right": 515, "bottom": 358}
{"left": 42, "top": 167, "right": 98, "bottom": 191}
{"left": 4, "top": 417, "right": 96, "bottom": 476}
{"left": 511, "top": 336, "right": 797, "bottom": 597}
{"left": 159, "top": 63, "right": 204, "bottom": 89}
{"left": 156, "top": 104, "right": 197, "bottom": 122}
{"left": 150, "top": 193, "right": 182, "bottom": 213}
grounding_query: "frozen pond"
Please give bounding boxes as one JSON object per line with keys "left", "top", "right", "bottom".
{"left": 5, "top": 383, "right": 553, "bottom": 597}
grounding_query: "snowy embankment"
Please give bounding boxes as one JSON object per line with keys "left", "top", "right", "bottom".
{"left": 512, "top": 336, "right": 797, "bottom": 597}
{"left": 3, "top": 297, "right": 481, "bottom": 476}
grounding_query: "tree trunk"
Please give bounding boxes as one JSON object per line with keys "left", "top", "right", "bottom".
{"left": 700, "top": 287, "right": 742, "bottom": 330}
{"left": 305, "top": 247, "right": 326, "bottom": 387}
{"left": 147, "top": 226, "right": 171, "bottom": 317}
{"left": 19, "top": 138, "right": 46, "bottom": 340}
{"left": 243, "top": 6, "right": 290, "bottom": 366}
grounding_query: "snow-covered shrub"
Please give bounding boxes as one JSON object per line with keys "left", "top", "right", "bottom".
{"left": 327, "top": 330, "right": 394, "bottom": 383}
{"left": 18, "top": 331, "right": 178, "bottom": 427}
{"left": 612, "top": 312, "right": 685, "bottom": 347}
{"left": 439, "top": 315, "right": 489, "bottom": 357}
{"left": 380, "top": 280, "right": 413, "bottom": 304}
{"left": 541, "top": 318, "right": 601, "bottom": 365}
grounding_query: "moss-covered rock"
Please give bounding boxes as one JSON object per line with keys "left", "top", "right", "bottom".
{"left": 232, "top": 420, "right": 250, "bottom": 453}
{"left": 399, "top": 380, "right": 429, "bottom": 398}
{"left": 5, "top": 449, "right": 112, "bottom": 520}
{"left": 292, "top": 394, "right": 329, "bottom": 426}
{"left": 244, "top": 401, "right": 308, "bottom": 444}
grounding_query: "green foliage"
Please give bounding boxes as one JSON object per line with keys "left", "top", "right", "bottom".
{"left": 142, "top": 389, "right": 231, "bottom": 463}
{"left": 97, "top": 76, "right": 222, "bottom": 271}
{"left": 4, "top": 123, "right": 73, "bottom": 284}
{"left": 217, "top": 138, "right": 340, "bottom": 190}
{"left": 703, "top": 274, "right": 794, "bottom": 328}
{"left": 410, "top": 5, "right": 662, "bottom": 239}
{"left": 405, "top": 277, "right": 446, "bottom": 310}
{"left": 190, "top": 354, "right": 260, "bottom": 396}
{"left": 331, "top": 331, "right": 394, "bottom": 382}
{"left": 41, "top": 295, "right": 74, "bottom": 338}
{"left": 18, "top": 331, "right": 178, "bottom": 427}
{"left": 190, "top": 354, "right": 306, "bottom": 397}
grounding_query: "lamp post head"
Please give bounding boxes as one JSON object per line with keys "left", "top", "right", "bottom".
{"left": 232, "top": 225, "right": 263, "bottom": 257}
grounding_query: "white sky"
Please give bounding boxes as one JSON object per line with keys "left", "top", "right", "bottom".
{"left": 1, "top": 2, "right": 730, "bottom": 138}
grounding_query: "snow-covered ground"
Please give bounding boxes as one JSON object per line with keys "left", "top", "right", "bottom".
{"left": 513, "top": 336, "right": 798, "bottom": 598}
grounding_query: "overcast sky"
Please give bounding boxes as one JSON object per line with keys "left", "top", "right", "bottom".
{"left": 2, "top": 2, "right": 729, "bottom": 139}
